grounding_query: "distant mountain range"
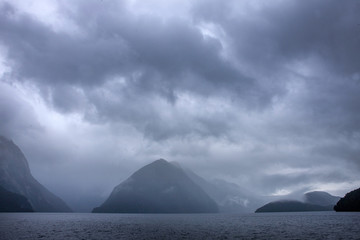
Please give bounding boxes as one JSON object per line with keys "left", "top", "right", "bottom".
{"left": 2, "top": 135, "right": 356, "bottom": 214}
{"left": 0, "top": 136, "right": 71, "bottom": 212}
{"left": 334, "top": 188, "right": 360, "bottom": 212}
{"left": 255, "top": 191, "right": 340, "bottom": 213}
{"left": 93, "top": 159, "right": 218, "bottom": 213}
{"left": 255, "top": 200, "right": 332, "bottom": 213}
{"left": 183, "top": 166, "right": 260, "bottom": 213}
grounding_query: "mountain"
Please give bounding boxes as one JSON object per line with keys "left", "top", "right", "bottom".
{"left": 255, "top": 191, "right": 340, "bottom": 213}
{"left": 255, "top": 200, "right": 332, "bottom": 213}
{"left": 93, "top": 159, "right": 219, "bottom": 213}
{"left": 182, "top": 166, "right": 259, "bottom": 213}
{"left": 0, "top": 185, "right": 33, "bottom": 212}
{"left": 304, "top": 191, "right": 340, "bottom": 207}
{"left": 334, "top": 188, "right": 360, "bottom": 212}
{"left": 0, "top": 136, "right": 71, "bottom": 212}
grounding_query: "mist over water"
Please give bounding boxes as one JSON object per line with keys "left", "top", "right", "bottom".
{"left": 1, "top": 212, "right": 360, "bottom": 239}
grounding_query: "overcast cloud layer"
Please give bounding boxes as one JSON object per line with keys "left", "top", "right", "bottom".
{"left": 1, "top": 0, "right": 360, "bottom": 210}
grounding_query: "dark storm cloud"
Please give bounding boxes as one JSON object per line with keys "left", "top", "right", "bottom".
{"left": 0, "top": 0, "right": 280, "bottom": 144}
{"left": 193, "top": 0, "right": 360, "bottom": 142}
{"left": 0, "top": 0, "right": 276, "bottom": 118}
{"left": 194, "top": 0, "right": 360, "bottom": 75}
{"left": 193, "top": 0, "right": 360, "bottom": 164}
{"left": 1, "top": 0, "right": 359, "bottom": 137}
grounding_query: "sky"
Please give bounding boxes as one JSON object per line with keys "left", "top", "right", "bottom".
{"left": 1, "top": 0, "right": 360, "bottom": 210}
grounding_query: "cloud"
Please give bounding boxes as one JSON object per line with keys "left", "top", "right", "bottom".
{"left": 0, "top": 81, "right": 41, "bottom": 138}
{"left": 0, "top": 0, "right": 268, "bottom": 147}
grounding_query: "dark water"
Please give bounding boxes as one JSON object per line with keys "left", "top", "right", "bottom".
{"left": 0, "top": 212, "right": 359, "bottom": 239}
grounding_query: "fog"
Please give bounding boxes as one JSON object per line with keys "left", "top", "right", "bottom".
{"left": 1, "top": 0, "right": 359, "bottom": 211}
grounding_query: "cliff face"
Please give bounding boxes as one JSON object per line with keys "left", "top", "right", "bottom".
{"left": 0, "top": 136, "right": 71, "bottom": 212}
{"left": 93, "top": 159, "right": 218, "bottom": 213}
{"left": 334, "top": 188, "right": 360, "bottom": 212}
{"left": 0, "top": 185, "right": 33, "bottom": 212}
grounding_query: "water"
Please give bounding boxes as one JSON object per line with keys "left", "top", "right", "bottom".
{"left": 0, "top": 212, "right": 359, "bottom": 239}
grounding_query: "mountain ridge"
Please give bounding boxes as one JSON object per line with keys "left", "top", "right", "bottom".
{"left": 0, "top": 136, "right": 72, "bottom": 212}
{"left": 182, "top": 166, "right": 259, "bottom": 213}
{"left": 255, "top": 200, "right": 332, "bottom": 213}
{"left": 304, "top": 191, "right": 340, "bottom": 206}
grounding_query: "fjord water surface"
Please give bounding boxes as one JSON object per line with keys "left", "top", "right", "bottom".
{"left": 1, "top": 212, "right": 359, "bottom": 239}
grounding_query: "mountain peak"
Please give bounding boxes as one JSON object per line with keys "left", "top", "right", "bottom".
{"left": 93, "top": 159, "right": 218, "bottom": 213}
{"left": 153, "top": 158, "right": 169, "bottom": 164}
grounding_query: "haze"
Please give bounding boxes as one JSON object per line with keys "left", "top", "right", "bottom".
{"left": 0, "top": 0, "right": 359, "bottom": 211}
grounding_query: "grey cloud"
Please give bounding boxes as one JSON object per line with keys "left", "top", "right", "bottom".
{"left": 0, "top": 4, "right": 133, "bottom": 86}
{"left": 0, "top": 1, "right": 278, "bottom": 107}
{"left": 192, "top": 0, "right": 360, "bottom": 137}
{"left": 194, "top": 0, "right": 360, "bottom": 76}
{"left": 1, "top": 0, "right": 278, "bottom": 142}
{"left": 51, "top": 85, "right": 88, "bottom": 113}
{"left": 260, "top": 170, "right": 352, "bottom": 192}
{"left": 0, "top": 81, "right": 41, "bottom": 138}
